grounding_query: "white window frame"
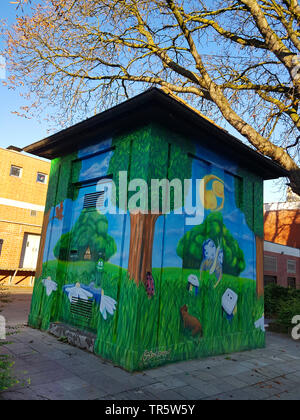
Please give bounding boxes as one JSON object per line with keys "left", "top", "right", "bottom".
{"left": 264, "top": 255, "right": 277, "bottom": 272}
{"left": 10, "top": 165, "right": 22, "bottom": 178}
{"left": 36, "top": 172, "right": 48, "bottom": 184}
{"left": 287, "top": 259, "right": 297, "bottom": 274}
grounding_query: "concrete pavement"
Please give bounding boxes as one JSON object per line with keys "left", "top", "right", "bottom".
{"left": 1, "top": 289, "right": 300, "bottom": 400}
{"left": 0, "top": 286, "right": 32, "bottom": 327}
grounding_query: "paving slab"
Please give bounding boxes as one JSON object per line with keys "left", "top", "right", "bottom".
{"left": 2, "top": 289, "right": 300, "bottom": 400}
{"left": 1, "top": 327, "right": 300, "bottom": 400}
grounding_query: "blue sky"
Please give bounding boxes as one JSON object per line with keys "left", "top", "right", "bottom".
{"left": 0, "top": 1, "right": 286, "bottom": 203}
{"left": 0, "top": 1, "right": 49, "bottom": 150}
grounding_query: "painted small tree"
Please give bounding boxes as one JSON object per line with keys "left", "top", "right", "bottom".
{"left": 108, "top": 125, "right": 193, "bottom": 285}
{"left": 35, "top": 154, "right": 82, "bottom": 278}
{"left": 177, "top": 212, "right": 245, "bottom": 276}
{"left": 53, "top": 210, "right": 117, "bottom": 262}
{"left": 29, "top": 154, "right": 82, "bottom": 330}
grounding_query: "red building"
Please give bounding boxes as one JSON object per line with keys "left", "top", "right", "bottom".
{"left": 264, "top": 202, "right": 300, "bottom": 249}
{"left": 264, "top": 241, "right": 300, "bottom": 289}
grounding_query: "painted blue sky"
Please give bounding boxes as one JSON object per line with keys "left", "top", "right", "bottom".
{"left": 44, "top": 142, "right": 257, "bottom": 281}
{"left": 151, "top": 145, "right": 257, "bottom": 280}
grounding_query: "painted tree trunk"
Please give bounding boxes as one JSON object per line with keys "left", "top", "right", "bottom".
{"left": 128, "top": 213, "right": 161, "bottom": 286}
{"left": 35, "top": 209, "right": 51, "bottom": 279}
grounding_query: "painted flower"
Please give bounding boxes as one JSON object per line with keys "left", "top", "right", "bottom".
{"left": 254, "top": 316, "right": 265, "bottom": 332}
{"left": 99, "top": 291, "right": 117, "bottom": 320}
{"left": 64, "top": 282, "right": 94, "bottom": 303}
{"left": 42, "top": 277, "right": 57, "bottom": 297}
{"left": 62, "top": 282, "right": 117, "bottom": 320}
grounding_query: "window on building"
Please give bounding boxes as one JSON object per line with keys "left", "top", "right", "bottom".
{"left": 30, "top": 210, "right": 37, "bottom": 217}
{"left": 37, "top": 172, "right": 47, "bottom": 184}
{"left": 264, "top": 255, "right": 277, "bottom": 272}
{"left": 287, "top": 260, "right": 296, "bottom": 274}
{"left": 0, "top": 239, "right": 3, "bottom": 256}
{"left": 10, "top": 165, "right": 22, "bottom": 178}
{"left": 264, "top": 275, "right": 277, "bottom": 286}
{"left": 288, "top": 277, "right": 296, "bottom": 289}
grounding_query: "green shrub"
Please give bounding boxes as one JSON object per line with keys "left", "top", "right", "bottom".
{"left": 265, "top": 284, "right": 300, "bottom": 333}
{"left": 264, "top": 284, "right": 290, "bottom": 317}
{"left": 277, "top": 298, "right": 300, "bottom": 332}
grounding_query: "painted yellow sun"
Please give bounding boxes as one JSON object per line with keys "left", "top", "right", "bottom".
{"left": 200, "top": 175, "right": 225, "bottom": 211}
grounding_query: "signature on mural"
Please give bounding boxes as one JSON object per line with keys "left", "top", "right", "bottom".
{"left": 142, "top": 349, "right": 171, "bottom": 364}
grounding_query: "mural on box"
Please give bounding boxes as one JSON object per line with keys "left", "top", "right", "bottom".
{"left": 28, "top": 124, "right": 265, "bottom": 371}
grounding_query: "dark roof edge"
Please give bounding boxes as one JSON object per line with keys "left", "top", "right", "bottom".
{"left": 23, "top": 87, "right": 288, "bottom": 180}
{"left": 23, "top": 88, "right": 159, "bottom": 156}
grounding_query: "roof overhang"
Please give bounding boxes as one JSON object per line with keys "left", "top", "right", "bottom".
{"left": 23, "top": 88, "right": 288, "bottom": 180}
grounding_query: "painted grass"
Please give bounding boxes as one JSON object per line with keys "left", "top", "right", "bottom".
{"left": 29, "top": 261, "right": 264, "bottom": 371}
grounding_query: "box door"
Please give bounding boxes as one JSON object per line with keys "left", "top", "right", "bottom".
{"left": 58, "top": 180, "right": 112, "bottom": 332}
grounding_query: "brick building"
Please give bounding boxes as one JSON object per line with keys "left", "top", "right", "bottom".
{"left": 264, "top": 241, "right": 300, "bottom": 289}
{"left": 264, "top": 202, "right": 300, "bottom": 249}
{"left": 264, "top": 201, "right": 300, "bottom": 289}
{"left": 0, "top": 147, "right": 50, "bottom": 286}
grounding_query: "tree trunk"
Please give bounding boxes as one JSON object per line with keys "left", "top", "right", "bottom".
{"left": 35, "top": 209, "right": 51, "bottom": 279}
{"left": 128, "top": 213, "right": 161, "bottom": 286}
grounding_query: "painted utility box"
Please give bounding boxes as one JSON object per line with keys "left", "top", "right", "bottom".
{"left": 25, "top": 89, "right": 287, "bottom": 371}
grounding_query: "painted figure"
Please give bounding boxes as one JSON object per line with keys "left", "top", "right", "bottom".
{"left": 222, "top": 288, "right": 238, "bottom": 322}
{"left": 96, "top": 252, "right": 105, "bottom": 287}
{"left": 63, "top": 282, "right": 117, "bottom": 320}
{"left": 254, "top": 314, "right": 265, "bottom": 332}
{"left": 180, "top": 305, "right": 202, "bottom": 337}
{"left": 51, "top": 201, "right": 64, "bottom": 222}
{"left": 187, "top": 274, "right": 200, "bottom": 296}
{"left": 42, "top": 277, "right": 57, "bottom": 297}
{"left": 63, "top": 282, "right": 93, "bottom": 302}
{"left": 200, "top": 239, "right": 223, "bottom": 288}
{"left": 146, "top": 272, "right": 155, "bottom": 299}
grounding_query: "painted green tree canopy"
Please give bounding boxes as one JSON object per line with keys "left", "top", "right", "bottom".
{"left": 177, "top": 212, "right": 245, "bottom": 276}
{"left": 36, "top": 152, "right": 83, "bottom": 278}
{"left": 107, "top": 124, "right": 195, "bottom": 284}
{"left": 108, "top": 124, "right": 193, "bottom": 212}
{"left": 54, "top": 210, "right": 117, "bottom": 262}
{"left": 46, "top": 153, "right": 82, "bottom": 214}
{"left": 234, "top": 170, "right": 264, "bottom": 239}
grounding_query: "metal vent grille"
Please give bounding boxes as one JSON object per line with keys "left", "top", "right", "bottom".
{"left": 264, "top": 255, "right": 277, "bottom": 272}
{"left": 70, "top": 297, "right": 93, "bottom": 320}
{"left": 83, "top": 191, "right": 104, "bottom": 209}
